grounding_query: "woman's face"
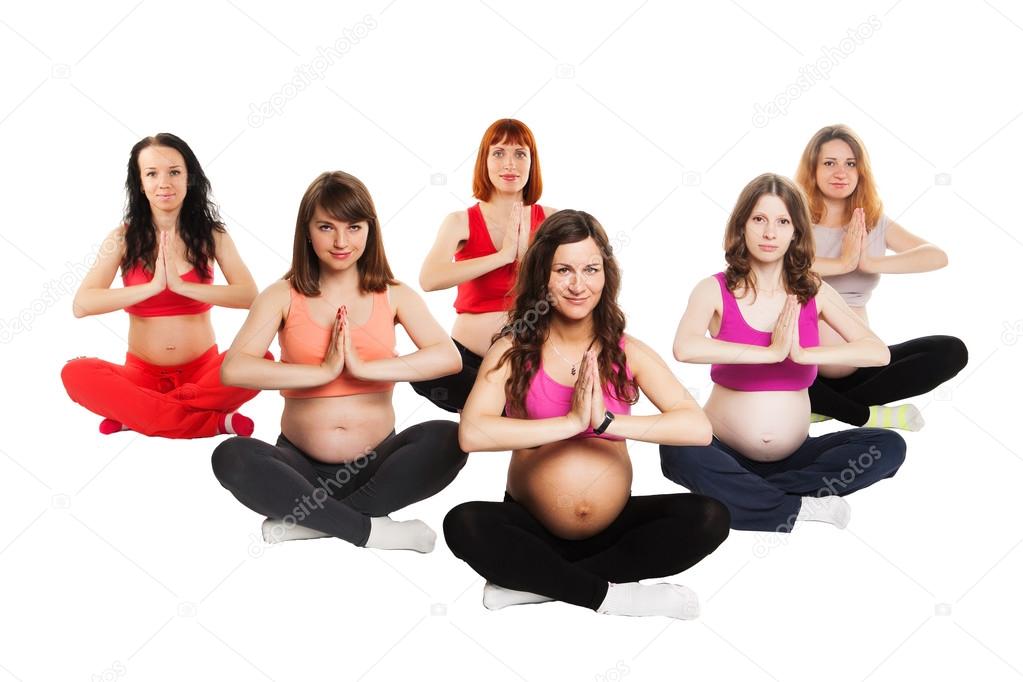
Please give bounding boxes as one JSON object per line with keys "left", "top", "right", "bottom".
{"left": 138, "top": 145, "right": 188, "bottom": 215}
{"left": 307, "top": 204, "right": 370, "bottom": 272}
{"left": 547, "top": 237, "right": 605, "bottom": 321}
{"left": 815, "top": 138, "right": 859, "bottom": 201}
{"left": 743, "top": 194, "right": 795, "bottom": 264}
{"left": 486, "top": 138, "right": 531, "bottom": 196}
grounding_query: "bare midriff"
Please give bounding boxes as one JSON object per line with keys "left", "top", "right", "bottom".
{"left": 128, "top": 312, "right": 216, "bottom": 365}
{"left": 281, "top": 390, "right": 396, "bottom": 464}
{"left": 452, "top": 311, "right": 508, "bottom": 357}
{"left": 705, "top": 385, "right": 810, "bottom": 462}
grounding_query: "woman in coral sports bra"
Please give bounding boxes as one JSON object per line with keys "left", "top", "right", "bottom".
{"left": 659, "top": 174, "right": 907, "bottom": 533}
{"left": 61, "top": 133, "right": 265, "bottom": 438}
{"left": 414, "top": 119, "right": 556, "bottom": 412}
{"left": 212, "top": 171, "right": 467, "bottom": 553}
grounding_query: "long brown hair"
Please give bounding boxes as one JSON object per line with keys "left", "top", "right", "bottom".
{"left": 472, "top": 119, "right": 543, "bottom": 205}
{"left": 285, "top": 171, "right": 396, "bottom": 296}
{"left": 492, "top": 209, "right": 638, "bottom": 417}
{"left": 795, "top": 124, "right": 883, "bottom": 228}
{"left": 723, "top": 173, "right": 820, "bottom": 304}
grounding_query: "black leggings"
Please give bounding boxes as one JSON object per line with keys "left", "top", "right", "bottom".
{"left": 809, "top": 335, "right": 968, "bottom": 425}
{"left": 211, "top": 420, "right": 468, "bottom": 546}
{"left": 443, "top": 492, "right": 730, "bottom": 610}
{"left": 410, "top": 340, "right": 483, "bottom": 413}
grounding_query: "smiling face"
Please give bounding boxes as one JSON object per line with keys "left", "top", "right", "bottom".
{"left": 744, "top": 194, "right": 795, "bottom": 263}
{"left": 307, "top": 204, "right": 369, "bottom": 272}
{"left": 547, "top": 237, "right": 605, "bottom": 321}
{"left": 138, "top": 145, "right": 188, "bottom": 214}
{"left": 815, "top": 138, "right": 859, "bottom": 201}
{"left": 487, "top": 138, "right": 531, "bottom": 195}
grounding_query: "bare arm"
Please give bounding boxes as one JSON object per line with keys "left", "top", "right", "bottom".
{"left": 71, "top": 226, "right": 163, "bottom": 317}
{"left": 458, "top": 337, "right": 586, "bottom": 453}
{"left": 418, "top": 210, "right": 516, "bottom": 291}
{"left": 598, "top": 336, "right": 712, "bottom": 446}
{"left": 790, "top": 283, "right": 889, "bottom": 367}
{"left": 343, "top": 283, "right": 461, "bottom": 383}
{"left": 813, "top": 209, "right": 865, "bottom": 276}
{"left": 168, "top": 229, "right": 259, "bottom": 308}
{"left": 860, "top": 220, "right": 948, "bottom": 274}
{"left": 672, "top": 276, "right": 788, "bottom": 365}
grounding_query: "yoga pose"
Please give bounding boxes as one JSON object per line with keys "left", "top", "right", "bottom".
{"left": 61, "top": 133, "right": 265, "bottom": 438}
{"left": 659, "top": 174, "right": 906, "bottom": 533}
{"left": 414, "top": 119, "right": 555, "bottom": 412}
{"left": 797, "top": 124, "right": 968, "bottom": 429}
{"left": 212, "top": 171, "right": 467, "bottom": 552}
{"left": 446, "top": 210, "right": 729, "bottom": 620}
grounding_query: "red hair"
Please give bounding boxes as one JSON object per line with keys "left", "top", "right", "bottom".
{"left": 472, "top": 119, "right": 543, "bottom": 205}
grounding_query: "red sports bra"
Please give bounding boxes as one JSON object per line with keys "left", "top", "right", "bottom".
{"left": 122, "top": 263, "right": 213, "bottom": 317}
{"left": 453, "top": 203, "right": 547, "bottom": 314}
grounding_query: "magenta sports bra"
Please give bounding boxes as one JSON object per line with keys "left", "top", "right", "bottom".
{"left": 709, "top": 272, "right": 819, "bottom": 391}
{"left": 522, "top": 341, "right": 634, "bottom": 441}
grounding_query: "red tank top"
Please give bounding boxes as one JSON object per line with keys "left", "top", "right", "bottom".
{"left": 122, "top": 263, "right": 214, "bottom": 317}
{"left": 453, "top": 203, "right": 547, "bottom": 314}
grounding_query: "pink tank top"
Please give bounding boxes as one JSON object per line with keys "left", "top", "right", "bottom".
{"left": 522, "top": 340, "right": 633, "bottom": 441}
{"left": 709, "top": 272, "right": 819, "bottom": 391}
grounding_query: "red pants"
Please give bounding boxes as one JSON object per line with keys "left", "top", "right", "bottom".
{"left": 61, "top": 345, "right": 270, "bottom": 439}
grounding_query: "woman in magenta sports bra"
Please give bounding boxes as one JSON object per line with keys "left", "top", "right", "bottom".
{"left": 413, "top": 119, "right": 555, "bottom": 412}
{"left": 211, "top": 171, "right": 467, "bottom": 552}
{"left": 797, "top": 124, "right": 968, "bottom": 430}
{"left": 445, "top": 210, "right": 729, "bottom": 620}
{"left": 659, "top": 174, "right": 906, "bottom": 533}
{"left": 61, "top": 133, "right": 266, "bottom": 439}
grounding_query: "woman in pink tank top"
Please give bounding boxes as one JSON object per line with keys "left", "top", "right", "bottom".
{"left": 660, "top": 174, "right": 907, "bottom": 534}
{"left": 446, "top": 210, "right": 729, "bottom": 620}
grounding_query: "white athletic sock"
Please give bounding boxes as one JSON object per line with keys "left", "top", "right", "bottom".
{"left": 364, "top": 515, "right": 436, "bottom": 553}
{"left": 482, "top": 582, "right": 553, "bottom": 610}
{"left": 261, "top": 518, "right": 331, "bottom": 544}
{"left": 597, "top": 582, "right": 700, "bottom": 620}
{"left": 796, "top": 496, "right": 851, "bottom": 529}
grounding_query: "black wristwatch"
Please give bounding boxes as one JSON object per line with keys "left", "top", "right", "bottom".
{"left": 593, "top": 410, "right": 615, "bottom": 435}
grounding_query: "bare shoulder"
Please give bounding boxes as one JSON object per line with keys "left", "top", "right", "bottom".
{"left": 623, "top": 333, "right": 667, "bottom": 370}
{"left": 540, "top": 205, "right": 557, "bottom": 217}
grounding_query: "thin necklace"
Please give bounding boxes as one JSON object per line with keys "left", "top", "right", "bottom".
{"left": 549, "top": 335, "right": 596, "bottom": 376}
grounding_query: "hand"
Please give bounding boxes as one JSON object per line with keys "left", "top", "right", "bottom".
{"left": 839, "top": 208, "right": 865, "bottom": 273}
{"left": 568, "top": 350, "right": 593, "bottom": 432}
{"left": 788, "top": 298, "right": 808, "bottom": 364}
{"left": 498, "top": 201, "right": 524, "bottom": 265}
{"left": 161, "top": 232, "right": 184, "bottom": 293}
{"left": 341, "top": 306, "right": 370, "bottom": 379}
{"left": 856, "top": 211, "right": 878, "bottom": 273}
{"left": 587, "top": 351, "right": 607, "bottom": 430}
{"left": 768, "top": 295, "right": 797, "bottom": 362}
{"left": 150, "top": 231, "right": 168, "bottom": 292}
{"left": 320, "top": 306, "right": 345, "bottom": 379}
{"left": 515, "top": 203, "right": 530, "bottom": 262}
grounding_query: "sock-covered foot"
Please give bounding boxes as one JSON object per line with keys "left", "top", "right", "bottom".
{"left": 597, "top": 582, "right": 700, "bottom": 620}
{"left": 364, "top": 516, "right": 436, "bottom": 553}
{"left": 261, "top": 517, "right": 331, "bottom": 544}
{"left": 483, "top": 582, "right": 554, "bottom": 610}
{"left": 864, "top": 404, "right": 924, "bottom": 431}
{"left": 796, "top": 496, "right": 851, "bottom": 529}
{"left": 218, "top": 411, "right": 254, "bottom": 437}
{"left": 809, "top": 413, "right": 832, "bottom": 424}
{"left": 99, "top": 418, "right": 129, "bottom": 435}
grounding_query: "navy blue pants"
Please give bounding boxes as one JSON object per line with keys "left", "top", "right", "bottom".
{"left": 659, "top": 428, "right": 906, "bottom": 532}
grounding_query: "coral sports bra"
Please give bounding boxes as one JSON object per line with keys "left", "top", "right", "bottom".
{"left": 279, "top": 286, "right": 397, "bottom": 399}
{"left": 122, "top": 262, "right": 213, "bottom": 317}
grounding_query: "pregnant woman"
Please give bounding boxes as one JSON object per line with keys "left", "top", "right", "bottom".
{"left": 446, "top": 210, "right": 729, "bottom": 620}
{"left": 796, "top": 124, "right": 968, "bottom": 429}
{"left": 62, "top": 133, "right": 264, "bottom": 438}
{"left": 211, "top": 171, "right": 468, "bottom": 552}
{"left": 414, "top": 118, "right": 554, "bottom": 412}
{"left": 659, "top": 174, "right": 906, "bottom": 533}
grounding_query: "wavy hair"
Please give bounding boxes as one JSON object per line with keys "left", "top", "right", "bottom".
{"left": 472, "top": 118, "right": 543, "bottom": 205}
{"left": 121, "top": 133, "right": 223, "bottom": 274}
{"left": 795, "top": 124, "right": 884, "bottom": 229}
{"left": 723, "top": 173, "right": 820, "bottom": 304}
{"left": 492, "top": 209, "right": 637, "bottom": 417}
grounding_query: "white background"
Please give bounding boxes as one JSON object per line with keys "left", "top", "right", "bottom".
{"left": 1, "top": 1, "right": 1019, "bottom": 680}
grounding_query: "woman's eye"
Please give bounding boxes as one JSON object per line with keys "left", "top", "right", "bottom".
{"left": 349, "top": 224, "right": 362, "bottom": 231}
{"left": 318, "top": 224, "right": 333, "bottom": 231}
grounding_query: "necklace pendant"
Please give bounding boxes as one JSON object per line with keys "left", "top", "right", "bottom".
{"left": 571, "top": 366, "right": 577, "bottom": 376}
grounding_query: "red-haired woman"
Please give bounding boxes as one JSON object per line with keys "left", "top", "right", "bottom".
{"left": 659, "top": 174, "right": 906, "bottom": 533}
{"left": 414, "top": 119, "right": 556, "bottom": 412}
{"left": 211, "top": 171, "right": 467, "bottom": 552}
{"left": 796, "top": 124, "right": 968, "bottom": 430}
{"left": 61, "top": 133, "right": 266, "bottom": 439}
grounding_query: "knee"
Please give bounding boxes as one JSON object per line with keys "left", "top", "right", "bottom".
{"left": 942, "top": 336, "right": 969, "bottom": 376}
{"left": 870, "top": 430, "right": 907, "bottom": 477}
{"left": 442, "top": 503, "right": 485, "bottom": 558}
{"left": 60, "top": 357, "right": 96, "bottom": 396}
{"left": 211, "top": 437, "right": 255, "bottom": 488}
{"left": 427, "top": 420, "right": 469, "bottom": 464}
{"left": 693, "top": 495, "right": 731, "bottom": 550}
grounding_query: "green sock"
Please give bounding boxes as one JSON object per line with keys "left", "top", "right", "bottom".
{"left": 810, "top": 413, "right": 832, "bottom": 423}
{"left": 864, "top": 404, "right": 924, "bottom": 431}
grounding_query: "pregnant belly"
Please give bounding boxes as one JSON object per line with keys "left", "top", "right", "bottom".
{"left": 507, "top": 439, "right": 632, "bottom": 540}
{"left": 705, "top": 386, "right": 810, "bottom": 462}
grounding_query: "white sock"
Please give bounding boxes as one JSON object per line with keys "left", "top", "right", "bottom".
{"left": 261, "top": 518, "right": 331, "bottom": 544}
{"left": 364, "top": 515, "right": 436, "bottom": 553}
{"left": 482, "top": 582, "right": 554, "bottom": 610}
{"left": 796, "top": 496, "right": 851, "bottom": 529}
{"left": 597, "top": 582, "right": 700, "bottom": 620}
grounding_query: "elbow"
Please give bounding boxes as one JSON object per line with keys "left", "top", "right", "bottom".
{"left": 457, "top": 422, "right": 478, "bottom": 454}
{"left": 71, "top": 298, "right": 90, "bottom": 319}
{"left": 220, "top": 355, "right": 239, "bottom": 387}
{"left": 936, "top": 249, "right": 949, "bottom": 270}
{"left": 690, "top": 411, "right": 714, "bottom": 446}
{"left": 673, "top": 342, "right": 693, "bottom": 363}
{"left": 874, "top": 342, "right": 891, "bottom": 367}
{"left": 241, "top": 284, "right": 259, "bottom": 308}
{"left": 418, "top": 270, "right": 438, "bottom": 292}
{"left": 444, "top": 342, "right": 463, "bottom": 375}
